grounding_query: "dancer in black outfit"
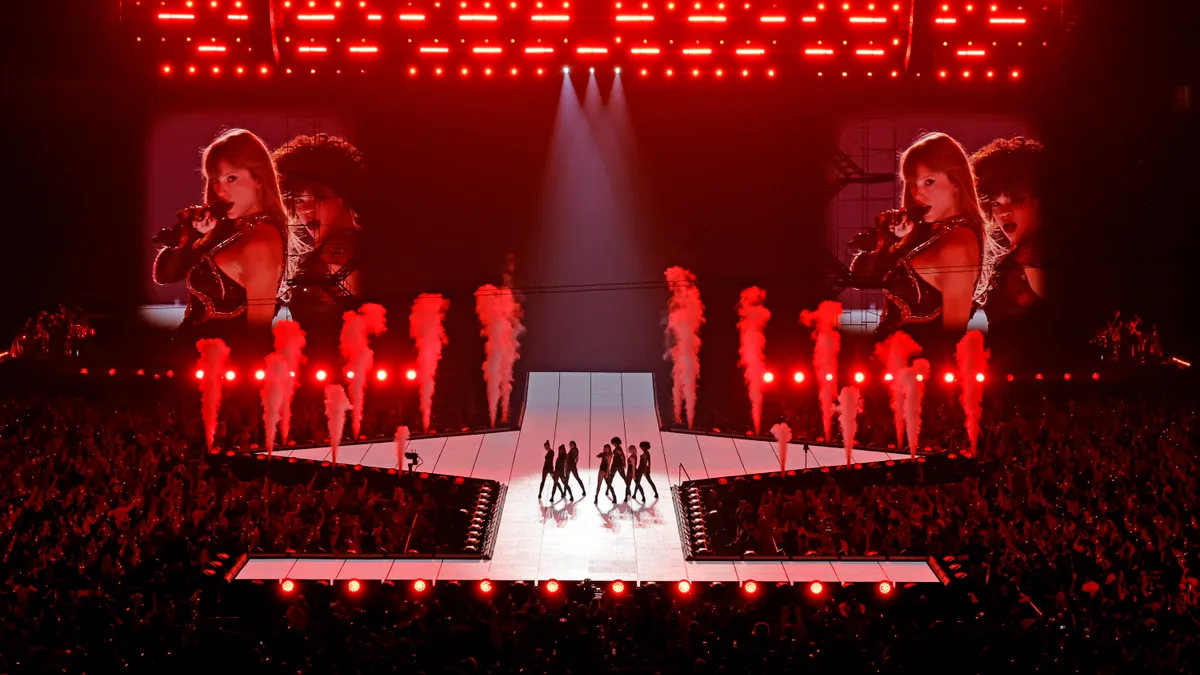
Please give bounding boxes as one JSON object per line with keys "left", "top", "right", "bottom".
{"left": 630, "top": 446, "right": 646, "bottom": 501}
{"left": 550, "top": 444, "right": 574, "bottom": 501}
{"left": 538, "top": 441, "right": 556, "bottom": 500}
{"left": 637, "top": 440, "right": 659, "bottom": 499}
{"left": 566, "top": 441, "right": 586, "bottom": 497}
{"left": 611, "top": 437, "right": 630, "bottom": 502}
{"left": 595, "top": 444, "right": 614, "bottom": 505}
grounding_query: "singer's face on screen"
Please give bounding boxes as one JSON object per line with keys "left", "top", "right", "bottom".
{"left": 213, "top": 160, "right": 263, "bottom": 219}
{"left": 289, "top": 185, "right": 345, "bottom": 230}
{"left": 989, "top": 193, "right": 1041, "bottom": 247}
{"left": 908, "top": 163, "right": 959, "bottom": 222}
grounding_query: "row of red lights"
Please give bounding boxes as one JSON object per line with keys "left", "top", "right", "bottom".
{"left": 271, "top": 45, "right": 903, "bottom": 56}
{"left": 278, "top": 577, "right": 893, "bottom": 597}
{"left": 80, "top": 366, "right": 419, "bottom": 382}
{"left": 160, "top": 64, "right": 1022, "bottom": 79}
{"left": 764, "top": 370, "right": 1099, "bottom": 384}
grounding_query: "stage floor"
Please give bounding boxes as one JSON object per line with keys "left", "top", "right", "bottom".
{"left": 238, "top": 372, "right": 940, "bottom": 585}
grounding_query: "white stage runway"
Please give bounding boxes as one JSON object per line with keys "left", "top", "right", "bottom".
{"left": 237, "top": 372, "right": 942, "bottom": 585}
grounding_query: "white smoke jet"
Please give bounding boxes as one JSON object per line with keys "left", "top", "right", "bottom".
{"left": 737, "top": 287, "right": 771, "bottom": 435}
{"left": 196, "top": 339, "right": 230, "bottom": 452}
{"left": 325, "top": 384, "right": 351, "bottom": 468}
{"left": 837, "top": 386, "right": 861, "bottom": 466}
{"left": 901, "top": 359, "right": 931, "bottom": 458}
{"left": 410, "top": 294, "right": 450, "bottom": 432}
{"left": 874, "top": 331, "right": 923, "bottom": 454}
{"left": 395, "top": 425, "right": 410, "bottom": 471}
{"left": 475, "top": 284, "right": 525, "bottom": 427}
{"left": 800, "top": 301, "right": 842, "bottom": 442}
{"left": 340, "top": 303, "right": 388, "bottom": 439}
{"left": 956, "top": 330, "right": 990, "bottom": 454}
{"left": 770, "top": 422, "right": 792, "bottom": 477}
{"left": 273, "top": 320, "right": 307, "bottom": 445}
{"left": 665, "top": 267, "right": 705, "bottom": 429}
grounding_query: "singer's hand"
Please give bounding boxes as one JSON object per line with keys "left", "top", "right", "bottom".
{"left": 194, "top": 215, "right": 218, "bottom": 235}
{"left": 891, "top": 216, "right": 915, "bottom": 239}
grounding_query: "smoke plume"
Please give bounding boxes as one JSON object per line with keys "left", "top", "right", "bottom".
{"left": 273, "top": 320, "right": 307, "bottom": 444}
{"left": 874, "top": 331, "right": 923, "bottom": 453}
{"left": 340, "top": 303, "right": 388, "bottom": 439}
{"left": 901, "top": 359, "right": 930, "bottom": 458}
{"left": 801, "top": 301, "right": 843, "bottom": 441}
{"left": 770, "top": 422, "right": 792, "bottom": 477}
{"left": 196, "top": 339, "right": 230, "bottom": 452}
{"left": 475, "top": 284, "right": 525, "bottom": 427}
{"left": 324, "top": 384, "right": 351, "bottom": 467}
{"left": 410, "top": 294, "right": 450, "bottom": 432}
{"left": 737, "top": 287, "right": 771, "bottom": 434}
{"left": 665, "top": 267, "right": 705, "bottom": 428}
{"left": 836, "top": 385, "right": 861, "bottom": 466}
{"left": 956, "top": 330, "right": 990, "bottom": 454}
{"left": 395, "top": 425, "right": 410, "bottom": 471}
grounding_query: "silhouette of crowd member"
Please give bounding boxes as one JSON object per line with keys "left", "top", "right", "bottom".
{"left": 551, "top": 444, "right": 574, "bottom": 501}
{"left": 538, "top": 440, "right": 556, "bottom": 500}
{"left": 566, "top": 440, "right": 586, "bottom": 497}
{"left": 634, "top": 441, "right": 659, "bottom": 500}
{"left": 610, "top": 436, "right": 631, "bottom": 502}
{"left": 595, "top": 444, "right": 614, "bottom": 505}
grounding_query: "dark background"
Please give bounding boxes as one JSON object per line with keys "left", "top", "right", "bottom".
{"left": 2, "top": 0, "right": 1197, "bottom": 374}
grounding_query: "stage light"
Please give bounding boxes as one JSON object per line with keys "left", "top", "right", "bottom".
{"left": 473, "top": 46, "right": 502, "bottom": 54}
{"left": 316, "top": 369, "right": 328, "bottom": 381}
{"left": 809, "top": 581, "right": 824, "bottom": 595}
{"left": 736, "top": 48, "right": 765, "bottom": 55}
{"left": 406, "top": 369, "right": 418, "bottom": 380}
{"left": 459, "top": 14, "right": 499, "bottom": 21}
{"left": 400, "top": 13, "right": 428, "bottom": 21}
{"left": 666, "top": 68, "right": 674, "bottom": 76}
{"left": 640, "top": 67, "right": 648, "bottom": 75}
{"left": 794, "top": 372, "right": 805, "bottom": 383}
{"left": 916, "top": 374, "right": 924, "bottom": 382}
{"left": 688, "top": 15, "right": 727, "bottom": 22}
{"left": 195, "top": 370, "right": 205, "bottom": 380}
{"left": 80, "top": 368, "right": 89, "bottom": 375}
{"left": 611, "top": 580, "right": 626, "bottom": 594}
{"left": 742, "top": 69, "right": 749, "bottom": 76}
{"left": 485, "top": 67, "right": 494, "bottom": 75}
{"left": 850, "top": 17, "right": 887, "bottom": 24}
{"left": 939, "top": 70, "right": 948, "bottom": 78}
{"left": 943, "top": 372, "right": 955, "bottom": 383}
{"left": 537, "top": 67, "right": 545, "bottom": 75}
{"left": 767, "top": 69, "right": 776, "bottom": 77}
{"left": 878, "top": 580, "right": 893, "bottom": 595}
{"left": 590, "top": 67, "right": 595, "bottom": 73}
{"left": 884, "top": 373, "right": 894, "bottom": 381}
{"left": 1092, "top": 372, "right": 1100, "bottom": 381}
{"left": 677, "top": 580, "right": 692, "bottom": 594}
{"left": 935, "top": 17, "right": 957, "bottom": 24}
{"left": 854, "top": 372, "right": 865, "bottom": 383}
{"left": 163, "top": 65, "right": 173, "bottom": 74}
{"left": 824, "top": 373, "right": 833, "bottom": 382}
{"left": 532, "top": 13, "right": 570, "bottom": 21}
{"left": 1006, "top": 374, "right": 1014, "bottom": 382}
{"left": 108, "top": 368, "right": 117, "bottom": 377}
{"left": 763, "top": 372, "right": 775, "bottom": 383}
{"left": 225, "top": 370, "right": 236, "bottom": 381}
{"left": 987, "top": 70, "right": 995, "bottom": 78}
{"left": 631, "top": 47, "right": 661, "bottom": 54}
{"left": 1011, "top": 69, "right": 1020, "bottom": 79}
{"left": 545, "top": 579, "right": 560, "bottom": 593}
{"left": 376, "top": 369, "right": 388, "bottom": 381}
{"left": 281, "top": 579, "right": 296, "bottom": 593}
{"left": 479, "top": 579, "right": 494, "bottom": 594}
{"left": 413, "top": 579, "right": 428, "bottom": 592}
{"left": 1035, "top": 373, "right": 1043, "bottom": 380}
{"left": 562, "top": 66, "right": 570, "bottom": 74}
{"left": 255, "top": 370, "right": 266, "bottom": 381}
{"left": 1064, "top": 373, "right": 1072, "bottom": 381}
{"left": 525, "top": 46, "right": 554, "bottom": 54}
{"left": 743, "top": 580, "right": 758, "bottom": 595}
{"left": 759, "top": 15, "right": 786, "bottom": 23}
{"left": 805, "top": 48, "right": 835, "bottom": 55}
{"left": 716, "top": 68, "right": 723, "bottom": 77}
{"left": 167, "top": 370, "right": 174, "bottom": 378}
{"left": 989, "top": 17, "right": 1027, "bottom": 24}
{"left": 692, "top": 68, "right": 700, "bottom": 77}
{"left": 683, "top": 48, "right": 713, "bottom": 55}
{"left": 461, "top": 67, "right": 470, "bottom": 76}
{"left": 347, "top": 579, "right": 362, "bottom": 593}
{"left": 614, "top": 66, "right": 621, "bottom": 74}
{"left": 975, "top": 373, "right": 985, "bottom": 382}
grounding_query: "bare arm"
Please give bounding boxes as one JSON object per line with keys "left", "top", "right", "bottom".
{"left": 237, "top": 226, "right": 285, "bottom": 328}
{"left": 1024, "top": 266, "right": 1046, "bottom": 298}
{"left": 913, "top": 227, "right": 980, "bottom": 332}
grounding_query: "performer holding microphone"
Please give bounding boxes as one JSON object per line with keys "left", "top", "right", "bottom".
{"left": 153, "top": 129, "right": 286, "bottom": 345}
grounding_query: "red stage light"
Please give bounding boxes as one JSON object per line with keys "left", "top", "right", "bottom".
{"left": 405, "top": 369, "right": 418, "bottom": 381}
{"left": 1006, "top": 374, "right": 1014, "bottom": 382}
{"left": 80, "top": 368, "right": 89, "bottom": 375}
{"left": 136, "top": 369, "right": 145, "bottom": 376}
{"left": 525, "top": 46, "right": 555, "bottom": 54}
{"left": 399, "top": 13, "right": 427, "bottom": 21}
{"left": 824, "top": 373, "right": 833, "bottom": 382}
{"left": 809, "top": 581, "right": 824, "bottom": 595}
{"left": 763, "top": 372, "right": 775, "bottom": 383}
{"left": 975, "top": 373, "right": 985, "bottom": 382}
{"left": 683, "top": 47, "right": 713, "bottom": 55}
{"left": 688, "top": 15, "right": 727, "bottom": 22}
{"left": 1064, "top": 373, "right": 1072, "bottom": 381}
{"left": 736, "top": 48, "right": 765, "bottom": 55}
{"left": 163, "top": 65, "right": 173, "bottom": 75}
{"left": 759, "top": 15, "right": 786, "bottom": 23}
{"left": 943, "top": 373, "right": 955, "bottom": 383}
{"left": 1035, "top": 373, "right": 1043, "bottom": 380}
{"left": 878, "top": 580, "right": 893, "bottom": 595}
{"left": 479, "top": 579, "right": 494, "bottom": 594}
{"left": 281, "top": 579, "right": 296, "bottom": 593}
{"left": 1092, "top": 372, "right": 1100, "bottom": 381}
{"left": 850, "top": 17, "right": 887, "bottom": 24}
{"left": 545, "top": 579, "right": 560, "bottom": 593}
{"left": 347, "top": 579, "right": 362, "bottom": 593}
{"left": 376, "top": 369, "right": 388, "bottom": 381}
{"left": 989, "top": 17, "right": 1027, "bottom": 24}
{"left": 884, "top": 373, "right": 894, "bottom": 381}
{"left": 805, "top": 48, "right": 835, "bottom": 55}
{"left": 413, "top": 579, "right": 428, "bottom": 592}
{"left": 225, "top": 370, "right": 236, "bottom": 381}
{"left": 108, "top": 368, "right": 117, "bottom": 377}
{"left": 915, "top": 374, "right": 924, "bottom": 382}
{"left": 677, "top": 580, "right": 692, "bottom": 594}
{"left": 473, "top": 46, "right": 503, "bottom": 54}
{"left": 255, "top": 370, "right": 266, "bottom": 381}
{"left": 794, "top": 372, "right": 805, "bottom": 383}
{"left": 420, "top": 46, "right": 450, "bottom": 54}
{"left": 631, "top": 47, "right": 661, "bottom": 55}
{"left": 743, "top": 580, "right": 758, "bottom": 595}
{"left": 802, "top": 15, "right": 818, "bottom": 23}
{"left": 316, "top": 370, "right": 328, "bottom": 382}
{"left": 459, "top": 14, "right": 498, "bottom": 21}
{"left": 611, "top": 580, "right": 626, "bottom": 594}
{"left": 532, "top": 13, "right": 570, "bottom": 21}
{"left": 1011, "top": 69, "right": 1021, "bottom": 79}
{"left": 346, "top": 371, "right": 356, "bottom": 379}
{"left": 854, "top": 372, "right": 865, "bottom": 383}
{"left": 195, "top": 369, "right": 205, "bottom": 380}
{"left": 167, "top": 370, "right": 174, "bottom": 378}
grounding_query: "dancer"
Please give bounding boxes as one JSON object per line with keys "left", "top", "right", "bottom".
{"left": 153, "top": 129, "right": 287, "bottom": 346}
{"left": 636, "top": 441, "right": 660, "bottom": 499}
{"left": 550, "top": 444, "right": 574, "bottom": 501}
{"left": 630, "top": 445, "right": 646, "bottom": 501}
{"left": 538, "top": 440, "right": 556, "bottom": 500}
{"left": 566, "top": 440, "right": 586, "bottom": 497}
{"left": 595, "top": 444, "right": 614, "bottom": 505}
{"left": 610, "top": 437, "right": 631, "bottom": 502}
{"left": 847, "top": 132, "right": 1001, "bottom": 343}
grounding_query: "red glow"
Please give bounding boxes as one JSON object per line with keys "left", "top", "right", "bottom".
{"left": 854, "top": 372, "right": 865, "bottom": 383}
{"left": 226, "top": 14, "right": 249, "bottom": 20}
{"left": 255, "top": 369, "right": 266, "bottom": 381}
{"left": 616, "top": 14, "right": 655, "bottom": 21}
{"left": 856, "top": 48, "right": 885, "bottom": 55}
{"left": 162, "top": 65, "right": 172, "bottom": 74}
{"left": 824, "top": 373, "right": 833, "bottom": 382}
{"left": 367, "top": 13, "right": 383, "bottom": 20}
{"left": 760, "top": 15, "right": 787, "bottom": 23}
{"left": 989, "top": 17, "right": 1027, "bottom": 24}
{"left": 376, "top": 369, "right": 388, "bottom": 381}
{"left": 957, "top": 49, "right": 987, "bottom": 56}
{"left": 399, "top": 13, "right": 427, "bottom": 21}
{"left": 805, "top": 48, "right": 835, "bottom": 55}
{"left": 525, "top": 46, "right": 555, "bottom": 54}
{"left": 631, "top": 47, "right": 661, "bottom": 54}
{"left": 532, "top": 14, "right": 570, "bottom": 21}
{"left": 347, "top": 579, "right": 362, "bottom": 593}
{"left": 683, "top": 47, "right": 713, "bottom": 55}
{"left": 611, "top": 580, "right": 626, "bottom": 594}
{"left": 736, "top": 48, "right": 765, "bottom": 55}
{"left": 473, "top": 46, "right": 503, "bottom": 54}
{"left": 1064, "top": 373, "right": 1072, "bottom": 381}
{"left": 763, "top": 372, "right": 775, "bottom": 383}
{"left": 809, "top": 581, "right": 824, "bottom": 595}
{"left": 935, "top": 17, "right": 957, "bottom": 24}
{"left": 413, "top": 579, "right": 428, "bottom": 592}
{"left": 688, "top": 15, "right": 727, "bottom": 22}
{"left": 802, "top": 15, "right": 818, "bottom": 22}
{"left": 459, "top": 14, "right": 498, "bottom": 20}
{"left": 1010, "top": 69, "right": 1020, "bottom": 78}
{"left": 195, "top": 370, "right": 205, "bottom": 380}
{"left": 545, "top": 579, "right": 560, "bottom": 593}
{"left": 225, "top": 370, "right": 236, "bottom": 381}
{"left": 349, "top": 46, "right": 379, "bottom": 53}
{"left": 80, "top": 368, "right": 89, "bottom": 375}
{"left": 298, "top": 46, "right": 328, "bottom": 53}
{"left": 158, "top": 13, "right": 196, "bottom": 20}
{"left": 1035, "top": 373, "right": 1043, "bottom": 380}
{"left": 406, "top": 369, "right": 418, "bottom": 380}
{"left": 281, "top": 579, "right": 296, "bottom": 593}
{"left": 167, "top": 370, "right": 175, "bottom": 378}
{"left": 878, "top": 581, "right": 893, "bottom": 595}
{"left": 198, "top": 45, "right": 227, "bottom": 53}
{"left": 577, "top": 47, "right": 609, "bottom": 54}
{"left": 793, "top": 372, "right": 805, "bottom": 383}
{"left": 420, "top": 46, "right": 450, "bottom": 54}
{"left": 479, "top": 579, "right": 494, "bottom": 594}
{"left": 883, "top": 372, "right": 894, "bottom": 382}
{"left": 743, "top": 580, "right": 758, "bottom": 594}
{"left": 677, "top": 580, "right": 692, "bottom": 594}
{"left": 297, "top": 13, "right": 335, "bottom": 21}
{"left": 691, "top": 68, "right": 700, "bottom": 77}
{"left": 108, "top": 368, "right": 117, "bottom": 377}
{"left": 849, "top": 16, "right": 887, "bottom": 23}
{"left": 943, "top": 372, "right": 955, "bottom": 383}
{"left": 975, "top": 373, "right": 985, "bottom": 382}
{"left": 1006, "top": 374, "right": 1014, "bottom": 381}
{"left": 916, "top": 374, "right": 924, "bottom": 382}
{"left": 316, "top": 370, "right": 328, "bottom": 381}
{"left": 1092, "top": 372, "right": 1100, "bottom": 381}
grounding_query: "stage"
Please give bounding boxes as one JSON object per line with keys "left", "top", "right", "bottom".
{"left": 235, "top": 372, "right": 944, "bottom": 585}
